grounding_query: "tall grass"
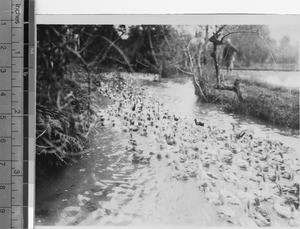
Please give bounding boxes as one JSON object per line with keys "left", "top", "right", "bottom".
{"left": 203, "top": 73, "right": 299, "bottom": 130}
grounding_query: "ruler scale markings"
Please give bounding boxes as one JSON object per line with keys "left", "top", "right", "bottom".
{"left": 11, "top": 1, "right": 13, "bottom": 228}
{"left": 25, "top": 1, "right": 31, "bottom": 228}
{"left": 0, "top": 0, "right": 31, "bottom": 228}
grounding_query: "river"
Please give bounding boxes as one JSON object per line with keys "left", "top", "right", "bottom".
{"left": 35, "top": 75, "right": 300, "bottom": 227}
{"left": 234, "top": 70, "right": 300, "bottom": 88}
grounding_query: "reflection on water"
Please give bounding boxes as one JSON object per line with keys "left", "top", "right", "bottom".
{"left": 36, "top": 76, "right": 299, "bottom": 226}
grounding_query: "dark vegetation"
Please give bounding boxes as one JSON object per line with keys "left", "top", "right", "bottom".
{"left": 36, "top": 24, "right": 299, "bottom": 173}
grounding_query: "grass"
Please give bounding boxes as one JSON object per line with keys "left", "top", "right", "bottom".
{"left": 233, "top": 62, "right": 299, "bottom": 71}
{"left": 204, "top": 74, "right": 299, "bottom": 130}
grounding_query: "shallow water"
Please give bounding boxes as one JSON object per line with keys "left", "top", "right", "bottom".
{"left": 35, "top": 76, "right": 299, "bottom": 226}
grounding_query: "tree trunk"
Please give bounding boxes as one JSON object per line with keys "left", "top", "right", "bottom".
{"left": 202, "top": 25, "right": 209, "bottom": 65}
{"left": 188, "top": 43, "right": 208, "bottom": 102}
{"left": 196, "top": 46, "right": 208, "bottom": 99}
{"left": 148, "top": 29, "right": 158, "bottom": 66}
{"left": 211, "top": 43, "right": 220, "bottom": 85}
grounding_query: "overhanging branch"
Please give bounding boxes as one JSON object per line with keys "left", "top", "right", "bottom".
{"left": 221, "top": 29, "right": 259, "bottom": 42}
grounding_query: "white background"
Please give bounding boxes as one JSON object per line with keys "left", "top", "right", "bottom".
{"left": 36, "top": 0, "right": 300, "bottom": 14}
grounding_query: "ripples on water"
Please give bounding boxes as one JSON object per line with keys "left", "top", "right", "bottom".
{"left": 35, "top": 77, "right": 299, "bottom": 227}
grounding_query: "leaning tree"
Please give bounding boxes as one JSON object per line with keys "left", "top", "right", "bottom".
{"left": 190, "top": 25, "right": 269, "bottom": 102}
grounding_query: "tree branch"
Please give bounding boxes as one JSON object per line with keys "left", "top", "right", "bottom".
{"left": 221, "top": 29, "right": 259, "bottom": 42}
{"left": 148, "top": 29, "right": 159, "bottom": 66}
{"left": 174, "top": 65, "right": 194, "bottom": 75}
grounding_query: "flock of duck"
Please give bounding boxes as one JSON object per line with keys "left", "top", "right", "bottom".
{"left": 95, "top": 73, "right": 300, "bottom": 227}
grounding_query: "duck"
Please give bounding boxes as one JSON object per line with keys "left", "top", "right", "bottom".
{"left": 220, "top": 188, "right": 242, "bottom": 206}
{"left": 289, "top": 206, "right": 300, "bottom": 226}
{"left": 217, "top": 205, "right": 237, "bottom": 224}
{"left": 222, "top": 169, "right": 238, "bottom": 184}
{"left": 272, "top": 195, "right": 293, "bottom": 219}
{"left": 197, "top": 179, "right": 214, "bottom": 191}
{"left": 204, "top": 187, "right": 222, "bottom": 205}
{"left": 231, "top": 123, "right": 254, "bottom": 140}
{"left": 194, "top": 118, "right": 204, "bottom": 126}
{"left": 196, "top": 162, "right": 209, "bottom": 180}
{"left": 249, "top": 205, "right": 272, "bottom": 227}
{"left": 235, "top": 186, "right": 255, "bottom": 208}
{"left": 237, "top": 208, "right": 258, "bottom": 227}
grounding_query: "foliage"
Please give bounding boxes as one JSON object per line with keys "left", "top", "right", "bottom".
{"left": 124, "top": 25, "right": 187, "bottom": 76}
{"left": 226, "top": 25, "right": 274, "bottom": 66}
{"left": 217, "top": 25, "right": 299, "bottom": 69}
{"left": 276, "top": 35, "right": 299, "bottom": 64}
{"left": 37, "top": 25, "right": 97, "bottom": 171}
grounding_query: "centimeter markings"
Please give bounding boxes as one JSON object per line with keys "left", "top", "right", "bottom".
{"left": 0, "top": 0, "right": 31, "bottom": 228}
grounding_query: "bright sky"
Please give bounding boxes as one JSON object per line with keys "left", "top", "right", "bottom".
{"left": 268, "top": 24, "right": 300, "bottom": 44}
{"left": 178, "top": 24, "right": 300, "bottom": 46}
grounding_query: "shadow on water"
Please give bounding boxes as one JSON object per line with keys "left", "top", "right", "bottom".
{"left": 36, "top": 75, "right": 299, "bottom": 226}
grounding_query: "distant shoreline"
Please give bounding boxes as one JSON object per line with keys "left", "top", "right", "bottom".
{"left": 220, "top": 67, "right": 299, "bottom": 72}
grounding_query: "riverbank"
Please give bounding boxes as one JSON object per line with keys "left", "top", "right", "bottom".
{"left": 232, "top": 62, "right": 299, "bottom": 72}
{"left": 204, "top": 73, "right": 299, "bottom": 131}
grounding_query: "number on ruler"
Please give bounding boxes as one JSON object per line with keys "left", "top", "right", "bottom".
{"left": 0, "top": 161, "right": 6, "bottom": 166}
{"left": 0, "top": 45, "right": 6, "bottom": 50}
{"left": 0, "top": 185, "right": 6, "bottom": 189}
{"left": 0, "top": 209, "right": 6, "bottom": 213}
{"left": 0, "top": 68, "right": 6, "bottom": 73}
{"left": 14, "top": 170, "right": 20, "bottom": 174}
{"left": 14, "top": 109, "right": 21, "bottom": 114}
{"left": 0, "top": 139, "right": 6, "bottom": 143}
{"left": 0, "top": 115, "right": 6, "bottom": 119}
{"left": 1, "top": 92, "right": 6, "bottom": 96}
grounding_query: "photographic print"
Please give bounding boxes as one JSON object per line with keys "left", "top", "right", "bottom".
{"left": 35, "top": 18, "right": 300, "bottom": 227}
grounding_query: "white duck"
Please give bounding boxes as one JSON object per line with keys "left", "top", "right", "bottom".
{"left": 217, "top": 205, "right": 237, "bottom": 224}
{"left": 220, "top": 188, "right": 242, "bottom": 206}
{"left": 289, "top": 206, "right": 300, "bottom": 226}
{"left": 231, "top": 123, "right": 254, "bottom": 140}
{"left": 204, "top": 187, "right": 222, "bottom": 205}
{"left": 272, "top": 195, "right": 293, "bottom": 219}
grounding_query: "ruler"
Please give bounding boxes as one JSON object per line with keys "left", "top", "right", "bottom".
{"left": 0, "top": 0, "right": 34, "bottom": 228}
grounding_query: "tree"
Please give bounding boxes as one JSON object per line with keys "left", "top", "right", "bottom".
{"left": 229, "top": 25, "right": 275, "bottom": 66}
{"left": 276, "top": 35, "right": 299, "bottom": 64}
{"left": 124, "top": 25, "right": 185, "bottom": 78}
{"left": 36, "top": 25, "right": 132, "bottom": 168}
{"left": 188, "top": 25, "right": 262, "bottom": 102}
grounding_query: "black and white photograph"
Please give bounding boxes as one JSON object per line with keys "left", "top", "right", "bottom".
{"left": 35, "top": 17, "right": 300, "bottom": 227}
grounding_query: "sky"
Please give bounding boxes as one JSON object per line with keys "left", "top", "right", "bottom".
{"left": 268, "top": 24, "right": 300, "bottom": 44}
{"left": 178, "top": 24, "right": 299, "bottom": 46}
